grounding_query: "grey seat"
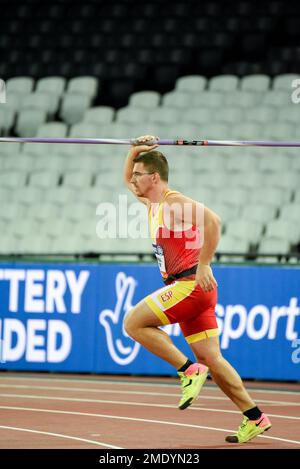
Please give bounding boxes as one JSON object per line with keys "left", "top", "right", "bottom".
{"left": 6, "top": 76, "right": 34, "bottom": 97}
{"left": 21, "top": 92, "right": 53, "bottom": 116}
{"left": 273, "top": 74, "right": 300, "bottom": 90}
{"left": 62, "top": 170, "right": 94, "bottom": 188}
{"left": 181, "top": 108, "right": 215, "bottom": 125}
{"left": 258, "top": 237, "right": 290, "bottom": 255}
{"left": 209, "top": 74, "right": 239, "bottom": 92}
{"left": 225, "top": 219, "right": 264, "bottom": 244}
{"left": 60, "top": 93, "right": 92, "bottom": 125}
{"left": 241, "top": 203, "right": 277, "bottom": 224}
{"left": 29, "top": 170, "right": 60, "bottom": 188}
{"left": 240, "top": 74, "right": 271, "bottom": 92}
{"left": 16, "top": 109, "right": 47, "bottom": 137}
{"left": 116, "top": 107, "right": 149, "bottom": 125}
{"left": 129, "top": 91, "right": 160, "bottom": 108}
{"left": 69, "top": 122, "right": 100, "bottom": 138}
{"left": 162, "top": 91, "right": 193, "bottom": 108}
{"left": 67, "top": 76, "right": 99, "bottom": 99}
{"left": 175, "top": 75, "right": 207, "bottom": 93}
{"left": 84, "top": 106, "right": 115, "bottom": 125}
{"left": 265, "top": 219, "right": 300, "bottom": 245}
{"left": 0, "top": 171, "right": 27, "bottom": 188}
{"left": 36, "top": 76, "right": 66, "bottom": 96}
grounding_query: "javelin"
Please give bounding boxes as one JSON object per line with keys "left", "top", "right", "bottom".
{"left": 0, "top": 137, "right": 300, "bottom": 147}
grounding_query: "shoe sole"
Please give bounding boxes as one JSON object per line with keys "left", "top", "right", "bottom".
{"left": 225, "top": 424, "right": 272, "bottom": 443}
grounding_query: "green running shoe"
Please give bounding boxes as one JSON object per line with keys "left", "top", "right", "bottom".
{"left": 178, "top": 363, "right": 208, "bottom": 410}
{"left": 226, "top": 413, "right": 272, "bottom": 443}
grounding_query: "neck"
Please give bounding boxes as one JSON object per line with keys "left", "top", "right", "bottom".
{"left": 147, "top": 184, "right": 169, "bottom": 203}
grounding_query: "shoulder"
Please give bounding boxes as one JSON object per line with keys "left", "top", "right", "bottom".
{"left": 164, "top": 190, "right": 197, "bottom": 206}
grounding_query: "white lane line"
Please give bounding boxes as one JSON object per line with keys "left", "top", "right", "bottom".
{"left": 0, "top": 393, "right": 299, "bottom": 421}
{"left": 0, "top": 425, "right": 122, "bottom": 449}
{"left": 0, "top": 375, "right": 299, "bottom": 396}
{"left": 1, "top": 405, "right": 299, "bottom": 446}
{"left": 0, "top": 384, "right": 298, "bottom": 407}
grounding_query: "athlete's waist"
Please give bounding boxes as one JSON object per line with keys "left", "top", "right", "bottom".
{"left": 163, "top": 265, "right": 198, "bottom": 285}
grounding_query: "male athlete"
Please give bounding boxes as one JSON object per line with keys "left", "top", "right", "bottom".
{"left": 123, "top": 135, "right": 271, "bottom": 443}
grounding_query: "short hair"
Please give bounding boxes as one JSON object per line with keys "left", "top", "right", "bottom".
{"left": 133, "top": 150, "right": 169, "bottom": 181}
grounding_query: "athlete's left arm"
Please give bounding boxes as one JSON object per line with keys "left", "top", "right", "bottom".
{"left": 166, "top": 193, "right": 221, "bottom": 292}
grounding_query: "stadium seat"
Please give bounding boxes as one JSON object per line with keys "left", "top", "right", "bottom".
{"left": 21, "top": 92, "right": 54, "bottom": 116}
{"left": 29, "top": 170, "right": 60, "bottom": 188}
{"left": 60, "top": 93, "right": 93, "bottom": 125}
{"left": 216, "top": 234, "right": 249, "bottom": 258}
{"left": 36, "top": 76, "right": 66, "bottom": 97}
{"left": 12, "top": 187, "right": 45, "bottom": 205}
{"left": 69, "top": 122, "right": 100, "bottom": 138}
{"left": 246, "top": 105, "right": 274, "bottom": 124}
{"left": 162, "top": 91, "right": 193, "bottom": 108}
{"left": 26, "top": 201, "right": 60, "bottom": 221}
{"left": 224, "top": 90, "right": 261, "bottom": 108}
{"left": 39, "top": 218, "right": 76, "bottom": 238}
{"left": 0, "top": 171, "right": 27, "bottom": 188}
{"left": 209, "top": 74, "right": 239, "bottom": 91}
{"left": 129, "top": 91, "right": 160, "bottom": 108}
{"left": 215, "top": 107, "right": 244, "bottom": 124}
{"left": 15, "top": 109, "right": 47, "bottom": 137}
{"left": 191, "top": 91, "right": 224, "bottom": 108}
{"left": 209, "top": 202, "right": 240, "bottom": 223}
{"left": 0, "top": 106, "right": 15, "bottom": 135}
{"left": 116, "top": 107, "right": 149, "bottom": 125}
{"left": 37, "top": 122, "right": 68, "bottom": 138}
{"left": 240, "top": 74, "right": 271, "bottom": 91}
{"left": 265, "top": 219, "right": 300, "bottom": 245}
{"left": 241, "top": 203, "right": 277, "bottom": 224}
{"left": 278, "top": 203, "right": 300, "bottom": 223}
{"left": 258, "top": 237, "right": 290, "bottom": 255}
{"left": 272, "top": 73, "right": 300, "bottom": 90}
{"left": 248, "top": 186, "right": 290, "bottom": 206}
{"left": 181, "top": 108, "right": 215, "bottom": 125}
{"left": 258, "top": 154, "right": 291, "bottom": 172}
{"left": 84, "top": 106, "right": 115, "bottom": 125}
{"left": 3, "top": 154, "right": 35, "bottom": 172}
{"left": 225, "top": 219, "right": 264, "bottom": 244}
{"left": 6, "top": 76, "right": 34, "bottom": 97}
{"left": 62, "top": 170, "right": 94, "bottom": 188}
{"left": 175, "top": 75, "right": 207, "bottom": 93}
{"left": 148, "top": 107, "right": 181, "bottom": 125}
{"left": 33, "top": 154, "right": 67, "bottom": 172}
{"left": 262, "top": 90, "right": 291, "bottom": 107}
{"left": 67, "top": 76, "right": 99, "bottom": 99}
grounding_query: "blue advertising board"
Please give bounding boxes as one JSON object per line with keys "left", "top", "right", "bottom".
{"left": 0, "top": 262, "right": 299, "bottom": 381}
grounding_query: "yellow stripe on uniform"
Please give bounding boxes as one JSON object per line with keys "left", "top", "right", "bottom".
{"left": 145, "top": 297, "right": 170, "bottom": 325}
{"left": 185, "top": 328, "right": 219, "bottom": 344}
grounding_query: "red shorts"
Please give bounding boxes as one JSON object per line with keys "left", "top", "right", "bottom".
{"left": 144, "top": 280, "right": 218, "bottom": 344}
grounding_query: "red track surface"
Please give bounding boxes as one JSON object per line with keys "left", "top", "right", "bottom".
{"left": 0, "top": 372, "right": 299, "bottom": 449}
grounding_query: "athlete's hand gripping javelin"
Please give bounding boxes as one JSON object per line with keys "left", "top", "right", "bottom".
{"left": 131, "top": 135, "right": 159, "bottom": 153}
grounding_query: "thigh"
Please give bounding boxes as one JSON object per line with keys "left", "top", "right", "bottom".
{"left": 125, "top": 298, "right": 165, "bottom": 328}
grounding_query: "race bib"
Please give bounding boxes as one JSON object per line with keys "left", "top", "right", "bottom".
{"left": 152, "top": 243, "right": 167, "bottom": 279}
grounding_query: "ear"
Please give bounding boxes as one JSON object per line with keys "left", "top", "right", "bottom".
{"left": 152, "top": 172, "right": 160, "bottom": 183}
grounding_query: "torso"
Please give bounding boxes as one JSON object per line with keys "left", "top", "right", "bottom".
{"left": 148, "top": 190, "right": 201, "bottom": 281}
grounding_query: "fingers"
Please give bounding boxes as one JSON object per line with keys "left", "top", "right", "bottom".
{"left": 198, "top": 275, "right": 218, "bottom": 292}
{"left": 132, "top": 135, "right": 159, "bottom": 146}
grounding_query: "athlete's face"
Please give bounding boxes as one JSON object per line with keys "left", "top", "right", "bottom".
{"left": 131, "top": 162, "right": 155, "bottom": 196}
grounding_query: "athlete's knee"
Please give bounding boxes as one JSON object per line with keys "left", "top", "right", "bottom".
{"left": 196, "top": 351, "right": 223, "bottom": 369}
